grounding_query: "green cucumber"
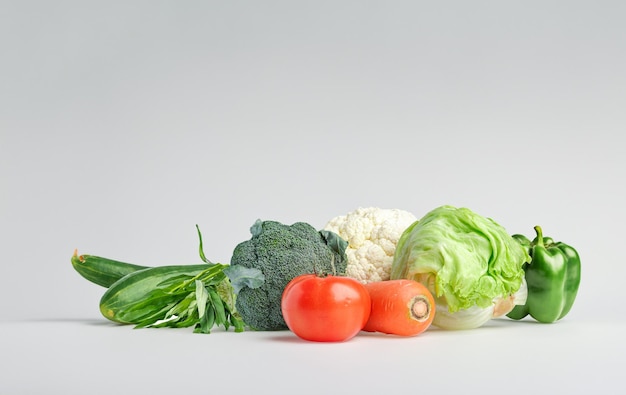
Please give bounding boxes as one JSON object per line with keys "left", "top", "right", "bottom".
{"left": 99, "top": 263, "right": 216, "bottom": 325}
{"left": 71, "top": 251, "right": 149, "bottom": 288}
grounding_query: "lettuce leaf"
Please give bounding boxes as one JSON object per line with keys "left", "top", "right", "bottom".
{"left": 390, "top": 205, "right": 530, "bottom": 313}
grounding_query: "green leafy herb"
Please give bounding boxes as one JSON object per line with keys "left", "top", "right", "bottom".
{"left": 99, "top": 226, "right": 263, "bottom": 334}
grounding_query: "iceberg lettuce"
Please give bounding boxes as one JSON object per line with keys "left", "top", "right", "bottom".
{"left": 390, "top": 205, "right": 530, "bottom": 329}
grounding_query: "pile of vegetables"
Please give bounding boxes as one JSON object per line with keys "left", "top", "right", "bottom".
{"left": 71, "top": 205, "right": 581, "bottom": 342}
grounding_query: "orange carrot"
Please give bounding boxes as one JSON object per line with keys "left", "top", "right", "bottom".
{"left": 363, "top": 279, "right": 435, "bottom": 336}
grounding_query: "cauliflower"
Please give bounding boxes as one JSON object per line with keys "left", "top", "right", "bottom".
{"left": 323, "top": 207, "right": 417, "bottom": 283}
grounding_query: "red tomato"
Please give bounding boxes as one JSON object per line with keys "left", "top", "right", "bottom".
{"left": 281, "top": 274, "right": 371, "bottom": 342}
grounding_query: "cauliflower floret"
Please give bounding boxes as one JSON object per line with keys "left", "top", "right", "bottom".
{"left": 324, "top": 207, "right": 417, "bottom": 283}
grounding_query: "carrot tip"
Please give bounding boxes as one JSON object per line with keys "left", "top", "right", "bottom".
{"left": 410, "top": 296, "right": 432, "bottom": 322}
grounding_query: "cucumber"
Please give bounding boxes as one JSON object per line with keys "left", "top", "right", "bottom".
{"left": 71, "top": 250, "right": 149, "bottom": 288}
{"left": 99, "top": 263, "right": 217, "bottom": 325}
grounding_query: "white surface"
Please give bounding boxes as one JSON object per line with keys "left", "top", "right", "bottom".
{"left": 1, "top": 318, "right": 623, "bottom": 394}
{"left": 2, "top": 1, "right": 625, "bottom": 394}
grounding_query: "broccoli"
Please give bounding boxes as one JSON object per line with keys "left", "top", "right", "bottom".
{"left": 230, "top": 219, "right": 348, "bottom": 331}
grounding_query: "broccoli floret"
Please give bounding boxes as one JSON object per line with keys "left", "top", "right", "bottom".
{"left": 230, "top": 219, "right": 348, "bottom": 331}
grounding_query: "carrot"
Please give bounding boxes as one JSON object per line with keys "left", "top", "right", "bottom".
{"left": 363, "top": 279, "right": 435, "bottom": 336}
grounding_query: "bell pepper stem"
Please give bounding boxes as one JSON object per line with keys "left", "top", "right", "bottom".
{"left": 534, "top": 225, "right": 544, "bottom": 248}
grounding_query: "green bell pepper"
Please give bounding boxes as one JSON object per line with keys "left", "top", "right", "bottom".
{"left": 507, "top": 225, "right": 581, "bottom": 323}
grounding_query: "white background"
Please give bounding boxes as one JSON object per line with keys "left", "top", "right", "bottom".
{"left": 1, "top": 1, "right": 624, "bottom": 394}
